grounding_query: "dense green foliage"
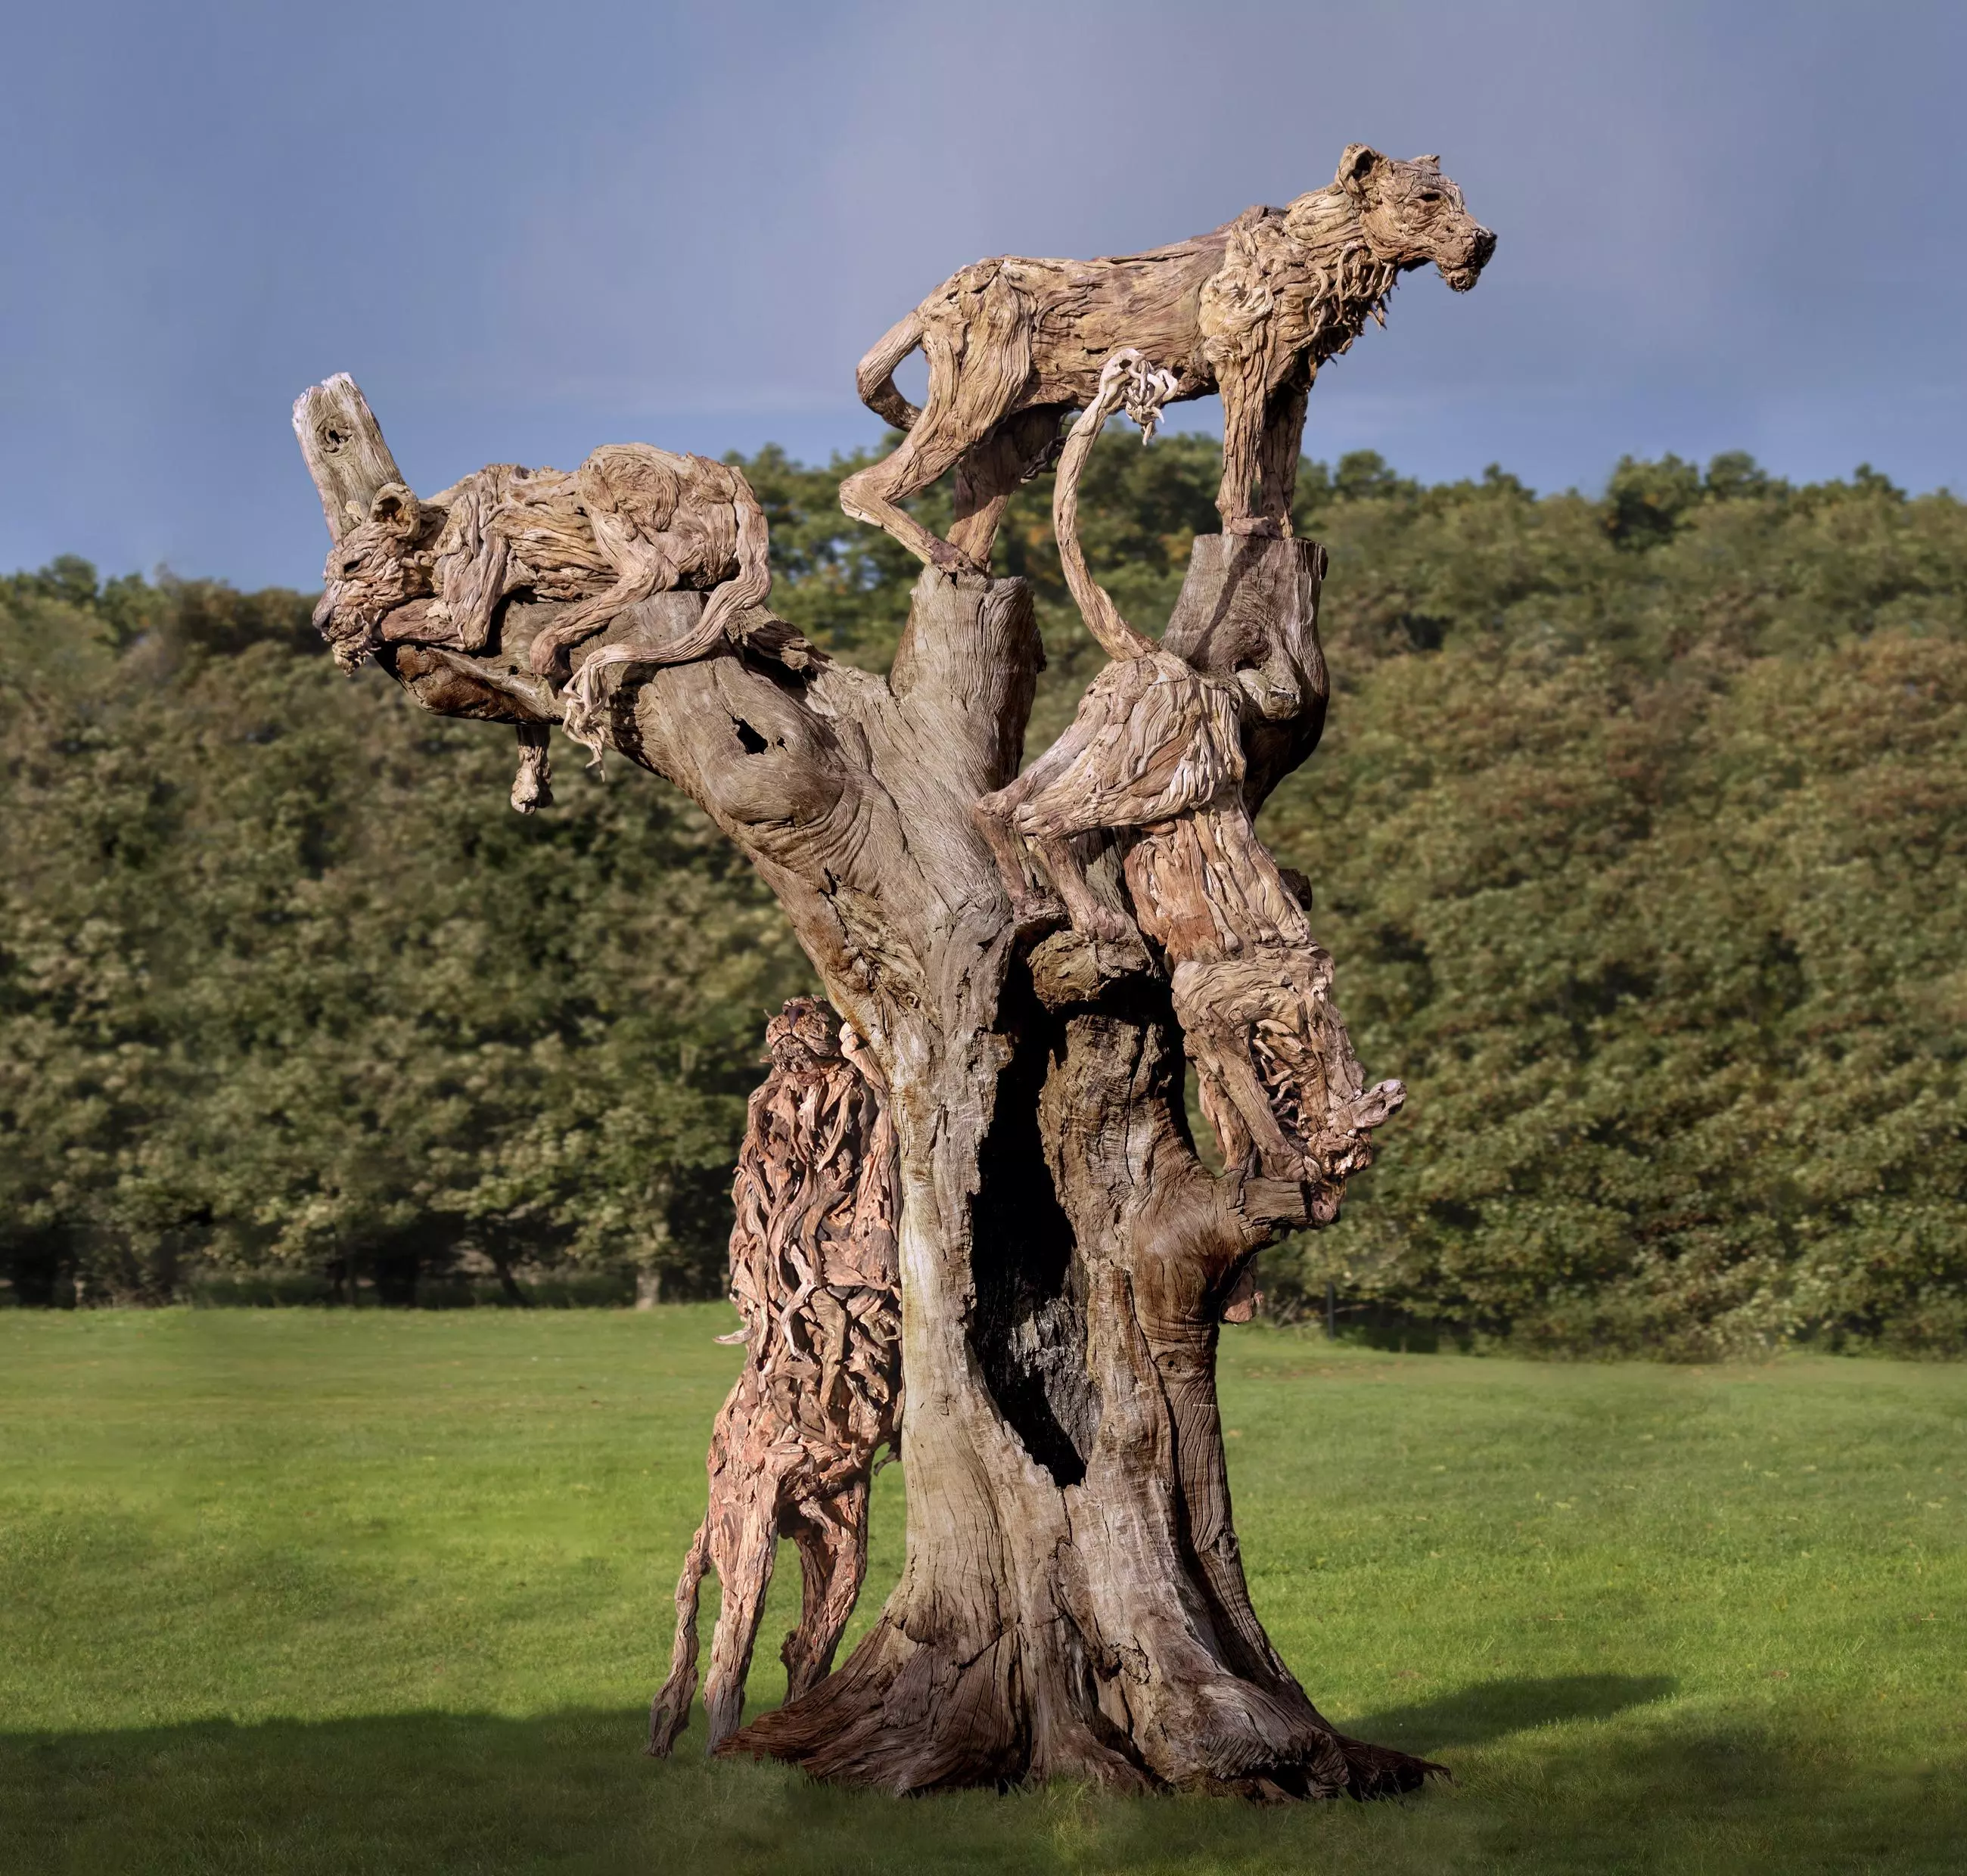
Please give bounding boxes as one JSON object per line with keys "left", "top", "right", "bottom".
{"left": 3, "top": 440, "right": 1962, "bottom": 1350}
{"left": 3, "top": 1311, "right": 1963, "bottom": 1871}
{"left": 0, "top": 562, "right": 809, "bottom": 1306}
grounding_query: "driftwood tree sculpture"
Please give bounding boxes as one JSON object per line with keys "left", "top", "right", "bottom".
{"left": 294, "top": 148, "right": 1485, "bottom": 1788}
{"left": 650, "top": 997, "right": 900, "bottom": 1756}
{"left": 843, "top": 144, "right": 1493, "bottom": 571}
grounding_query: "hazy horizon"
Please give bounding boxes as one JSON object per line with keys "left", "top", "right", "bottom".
{"left": 4, "top": 0, "right": 1962, "bottom": 589}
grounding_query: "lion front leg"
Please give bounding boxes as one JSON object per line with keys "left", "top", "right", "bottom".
{"left": 1216, "top": 364, "right": 1277, "bottom": 536}
{"left": 1028, "top": 829, "right": 1138, "bottom": 946}
{"left": 526, "top": 551, "right": 671, "bottom": 676}
{"left": 973, "top": 690, "right": 1143, "bottom": 941}
{"left": 972, "top": 776, "right": 1068, "bottom": 938}
{"left": 1256, "top": 377, "right": 1310, "bottom": 532}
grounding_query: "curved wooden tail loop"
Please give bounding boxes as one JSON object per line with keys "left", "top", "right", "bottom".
{"left": 1052, "top": 351, "right": 1179, "bottom": 660}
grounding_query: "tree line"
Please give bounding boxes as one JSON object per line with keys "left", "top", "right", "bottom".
{"left": 2, "top": 439, "right": 1961, "bottom": 1353}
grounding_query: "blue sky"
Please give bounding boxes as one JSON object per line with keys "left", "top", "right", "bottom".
{"left": 2, "top": 0, "right": 1961, "bottom": 588}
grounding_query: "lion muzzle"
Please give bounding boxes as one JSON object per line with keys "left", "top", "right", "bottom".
{"left": 1443, "top": 225, "right": 1496, "bottom": 293}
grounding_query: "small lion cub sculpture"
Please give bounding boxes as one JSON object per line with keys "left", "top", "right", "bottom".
{"left": 648, "top": 998, "right": 901, "bottom": 1756}
{"left": 975, "top": 353, "right": 1403, "bottom": 1221}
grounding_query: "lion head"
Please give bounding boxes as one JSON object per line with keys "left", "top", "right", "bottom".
{"left": 1336, "top": 145, "right": 1494, "bottom": 293}
{"left": 312, "top": 483, "right": 440, "bottom": 671}
{"left": 764, "top": 996, "right": 844, "bottom": 1073}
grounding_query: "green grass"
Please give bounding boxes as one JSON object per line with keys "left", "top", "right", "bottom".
{"left": 1, "top": 1310, "right": 1962, "bottom": 1874}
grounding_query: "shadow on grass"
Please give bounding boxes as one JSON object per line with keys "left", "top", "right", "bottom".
{"left": 1347, "top": 1673, "right": 1677, "bottom": 1754}
{"left": 4, "top": 1694, "right": 1964, "bottom": 1876}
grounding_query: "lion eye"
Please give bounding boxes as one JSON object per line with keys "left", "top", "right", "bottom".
{"left": 1418, "top": 191, "right": 1443, "bottom": 204}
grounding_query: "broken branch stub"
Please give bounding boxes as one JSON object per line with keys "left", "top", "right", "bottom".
{"left": 292, "top": 374, "right": 404, "bottom": 542}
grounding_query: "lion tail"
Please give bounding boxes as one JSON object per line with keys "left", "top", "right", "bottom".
{"left": 856, "top": 309, "right": 924, "bottom": 431}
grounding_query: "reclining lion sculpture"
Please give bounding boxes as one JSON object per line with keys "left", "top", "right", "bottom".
{"left": 312, "top": 444, "right": 774, "bottom": 681}
{"left": 297, "top": 380, "right": 812, "bottom": 803}
{"left": 841, "top": 144, "right": 1493, "bottom": 573}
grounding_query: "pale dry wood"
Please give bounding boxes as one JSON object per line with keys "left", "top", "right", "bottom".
{"left": 300, "top": 377, "right": 816, "bottom": 803}
{"left": 649, "top": 998, "right": 901, "bottom": 1756}
{"left": 842, "top": 145, "right": 1493, "bottom": 572}
{"left": 292, "top": 374, "right": 405, "bottom": 542}
{"left": 309, "top": 442, "right": 790, "bottom": 696}
{"left": 294, "top": 379, "right": 1440, "bottom": 1800}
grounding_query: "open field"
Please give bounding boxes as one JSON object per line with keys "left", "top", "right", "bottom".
{"left": 1, "top": 1309, "right": 1962, "bottom": 1874}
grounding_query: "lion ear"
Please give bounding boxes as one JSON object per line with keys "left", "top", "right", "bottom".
{"left": 1416, "top": 154, "right": 1441, "bottom": 171}
{"left": 368, "top": 483, "right": 419, "bottom": 531}
{"left": 1337, "top": 144, "right": 1384, "bottom": 196}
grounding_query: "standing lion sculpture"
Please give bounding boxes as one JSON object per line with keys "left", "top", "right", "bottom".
{"left": 841, "top": 144, "right": 1493, "bottom": 573}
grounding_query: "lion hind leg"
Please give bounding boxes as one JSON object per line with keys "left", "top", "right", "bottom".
{"left": 647, "top": 1519, "right": 712, "bottom": 1756}
{"left": 841, "top": 272, "right": 1033, "bottom": 571}
{"left": 779, "top": 1480, "right": 871, "bottom": 1701}
{"left": 838, "top": 424, "right": 977, "bottom": 573}
{"left": 948, "top": 404, "right": 1064, "bottom": 569}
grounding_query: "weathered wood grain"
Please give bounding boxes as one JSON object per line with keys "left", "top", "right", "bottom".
{"left": 292, "top": 374, "right": 403, "bottom": 542}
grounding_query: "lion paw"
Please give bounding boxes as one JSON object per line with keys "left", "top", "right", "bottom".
{"left": 1074, "top": 905, "right": 1142, "bottom": 947}
{"left": 928, "top": 539, "right": 987, "bottom": 578}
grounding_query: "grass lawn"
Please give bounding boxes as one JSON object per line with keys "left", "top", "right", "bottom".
{"left": 0, "top": 1309, "right": 1962, "bottom": 1874}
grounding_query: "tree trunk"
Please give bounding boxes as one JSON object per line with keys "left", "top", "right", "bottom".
{"left": 291, "top": 376, "right": 1432, "bottom": 1798}
{"left": 710, "top": 548, "right": 1428, "bottom": 1798}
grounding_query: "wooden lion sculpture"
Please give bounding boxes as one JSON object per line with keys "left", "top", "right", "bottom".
{"left": 310, "top": 440, "right": 798, "bottom": 775}
{"left": 974, "top": 353, "right": 1403, "bottom": 1221}
{"left": 648, "top": 996, "right": 901, "bottom": 1756}
{"left": 842, "top": 144, "right": 1493, "bottom": 573}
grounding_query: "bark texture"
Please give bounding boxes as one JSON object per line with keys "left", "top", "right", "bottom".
{"left": 294, "top": 374, "right": 1437, "bottom": 1800}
